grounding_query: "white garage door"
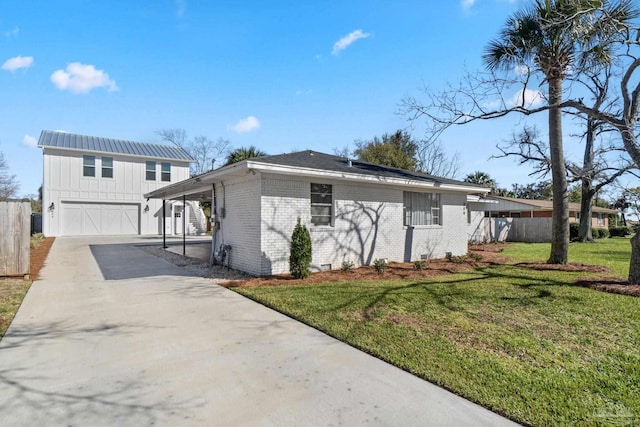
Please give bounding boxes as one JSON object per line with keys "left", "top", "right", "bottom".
{"left": 61, "top": 202, "right": 140, "bottom": 236}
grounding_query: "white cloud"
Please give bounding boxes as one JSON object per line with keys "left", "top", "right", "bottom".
{"left": 515, "top": 64, "right": 530, "bottom": 75}
{"left": 461, "top": 0, "right": 477, "bottom": 11}
{"left": 23, "top": 134, "right": 37, "bottom": 148}
{"left": 295, "top": 89, "right": 313, "bottom": 96}
{"left": 50, "top": 62, "right": 118, "bottom": 94}
{"left": 1, "top": 55, "right": 34, "bottom": 72}
{"left": 230, "top": 116, "right": 260, "bottom": 133}
{"left": 332, "top": 29, "right": 371, "bottom": 55}
{"left": 508, "top": 88, "right": 544, "bottom": 108}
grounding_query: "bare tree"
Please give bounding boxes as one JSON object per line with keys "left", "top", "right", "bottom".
{"left": 416, "top": 139, "right": 461, "bottom": 178}
{"left": 0, "top": 151, "right": 19, "bottom": 201}
{"left": 156, "top": 129, "right": 231, "bottom": 175}
{"left": 402, "top": 1, "right": 636, "bottom": 264}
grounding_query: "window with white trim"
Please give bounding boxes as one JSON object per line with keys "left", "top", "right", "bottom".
{"left": 146, "top": 161, "right": 156, "bottom": 181}
{"left": 83, "top": 155, "right": 95, "bottom": 177}
{"left": 161, "top": 162, "right": 171, "bottom": 182}
{"left": 101, "top": 157, "right": 113, "bottom": 178}
{"left": 311, "top": 183, "right": 332, "bottom": 226}
{"left": 403, "top": 191, "right": 441, "bottom": 226}
{"left": 597, "top": 212, "right": 605, "bottom": 227}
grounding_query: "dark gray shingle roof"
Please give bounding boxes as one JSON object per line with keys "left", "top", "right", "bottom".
{"left": 37, "top": 130, "right": 193, "bottom": 162}
{"left": 251, "top": 150, "right": 484, "bottom": 188}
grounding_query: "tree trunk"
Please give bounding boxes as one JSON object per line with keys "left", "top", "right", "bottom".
{"left": 577, "top": 116, "right": 596, "bottom": 242}
{"left": 577, "top": 182, "right": 594, "bottom": 242}
{"left": 547, "top": 77, "right": 569, "bottom": 264}
{"left": 629, "top": 233, "right": 640, "bottom": 284}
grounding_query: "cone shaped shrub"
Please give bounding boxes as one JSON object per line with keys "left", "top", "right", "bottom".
{"left": 290, "top": 218, "right": 312, "bottom": 279}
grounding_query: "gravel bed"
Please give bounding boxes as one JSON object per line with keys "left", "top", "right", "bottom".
{"left": 140, "top": 245, "right": 252, "bottom": 281}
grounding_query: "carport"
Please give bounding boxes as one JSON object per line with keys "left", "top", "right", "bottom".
{"left": 143, "top": 162, "right": 248, "bottom": 263}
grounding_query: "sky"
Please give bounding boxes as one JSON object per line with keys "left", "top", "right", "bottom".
{"left": 1, "top": 0, "right": 623, "bottom": 197}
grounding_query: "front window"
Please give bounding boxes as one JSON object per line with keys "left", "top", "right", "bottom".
{"left": 146, "top": 161, "right": 156, "bottom": 181}
{"left": 83, "top": 155, "right": 95, "bottom": 177}
{"left": 161, "top": 162, "right": 171, "bottom": 182}
{"left": 403, "top": 191, "right": 441, "bottom": 226}
{"left": 102, "top": 157, "right": 113, "bottom": 178}
{"left": 311, "top": 183, "right": 332, "bottom": 226}
{"left": 597, "top": 213, "right": 605, "bottom": 227}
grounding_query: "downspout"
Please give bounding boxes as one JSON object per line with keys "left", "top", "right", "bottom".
{"left": 162, "top": 199, "right": 167, "bottom": 249}
{"left": 210, "top": 183, "right": 217, "bottom": 266}
{"left": 183, "top": 194, "right": 186, "bottom": 256}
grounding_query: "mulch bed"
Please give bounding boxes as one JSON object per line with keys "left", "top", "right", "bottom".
{"left": 223, "top": 242, "right": 640, "bottom": 297}
{"left": 30, "top": 237, "right": 55, "bottom": 280}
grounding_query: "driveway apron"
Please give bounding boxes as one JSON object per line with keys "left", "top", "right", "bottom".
{"left": 0, "top": 237, "right": 519, "bottom": 426}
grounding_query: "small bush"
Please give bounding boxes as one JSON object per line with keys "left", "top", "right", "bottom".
{"left": 569, "top": 223, "right": 580, "bottom": 241}
{"left": 448, "top": 255, "right": 467, "bottom": 263}
{"left": 413, "top": 260, "right": 426, "bottom": 271}
{"left": 609, "top": 226, "right": 632, "bottom": 237}
{"left": 289, "top": 218, "right": 312, "bottom": 279}
{"left": 341, "top": 260, "right": 355, "bottom": 272}
{"left": 445, "top": 252, "right": 453, "bottom": 261}
{"left": 467, "top": 252, "right": 483, "bottom": 262}
{"left": 593, "top": 228, "right": 610, "bottom": 239}
{"left": 30, "top": 233, "right": 44, "bottom": 248}
{"left": 373, "top": 258, "right": 387, "bottom": 274}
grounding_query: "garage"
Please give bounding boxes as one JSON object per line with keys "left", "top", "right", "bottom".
{"left": 61, "top": 202, "right": 140, "bottom": 236}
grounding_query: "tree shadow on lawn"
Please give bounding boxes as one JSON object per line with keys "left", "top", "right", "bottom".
{"left": 324, "top": 265, "right": 579, "bottom": 318}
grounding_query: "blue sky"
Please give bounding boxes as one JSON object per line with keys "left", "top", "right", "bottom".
{"left": 0, "top": 0, "right": 597, "bottom": 196}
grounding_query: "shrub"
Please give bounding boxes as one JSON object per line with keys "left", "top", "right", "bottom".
{"left": 609, "top": 226, "right": 632, "bottom": 237}
{"left": 413, "top": 260, "right": 426, "bottom": 271}
{"left": 373, "top": 258, "right": 387, "bottom": 274}
{"left": 289, "top": 218, "right": 312, "bottom": 279}
{"left": 30, "top": 233, "right": 44, "bottom": 248}
{"left": 569, "top": 223, "right": 580, "bottom": 241}
{"left": 341, "top": 260, "right": 355, "bottom": 272}
{"left": 467, "top": 252, "right": 483, "bottom": 262}
{"left": 592, "top": 228, "right": 610, "bottom": 239}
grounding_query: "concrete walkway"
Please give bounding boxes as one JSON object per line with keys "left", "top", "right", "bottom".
{"left": 0, "top": 237, "right": 519, "bottom": 426}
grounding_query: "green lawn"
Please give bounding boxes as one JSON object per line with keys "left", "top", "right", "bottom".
{"left": 232, "top": 239, "right": 639, "bottom": 426}
{"left": 0, "top": 279, "right": 31, "bottom": 339}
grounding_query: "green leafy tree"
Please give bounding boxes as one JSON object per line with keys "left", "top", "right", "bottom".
{"left": 354, "top": 130, "right": 418, "bottom": 171}
{"left": 464, "top": 171, "right": 497, "bottom": 191}
{"left": 224, "top": 146, "right": 267, "bottom": 166}
{"left": 484, "top": 0, "right": 632, "bottom": 264}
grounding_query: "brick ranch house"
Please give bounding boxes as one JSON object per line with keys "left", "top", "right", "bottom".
{"left": 482, "top": 196, "right": 617, "bottom": 229}
{"left": 146, "top": 150, "right": 490, "bottom": 276}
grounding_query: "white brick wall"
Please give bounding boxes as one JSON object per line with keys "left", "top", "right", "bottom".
{"left": 217, "top": 174, "right": 263, "bottom": 276}
{"left": 257, "top": 175, "right": 471, "bottom": 275}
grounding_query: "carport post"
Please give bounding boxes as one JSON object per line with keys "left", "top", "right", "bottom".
{"left": 183, "top": 195, "right": 186, "bottom": 256}
{"left": 162, "top": 199, "right": 167, "bottom": 249}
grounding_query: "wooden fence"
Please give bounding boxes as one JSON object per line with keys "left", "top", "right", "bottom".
{"left": 0, "top": 201, "right": 31, "bottom": 277}
{"left": 481, "top": 217, "right": 553, "bottom": 243}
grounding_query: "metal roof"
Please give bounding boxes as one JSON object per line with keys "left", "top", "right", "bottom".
{"left": 37, "top": 130, "right": 194, "bottom": 162}
{"left": 488, "top": 196, "right": 617, "bottom": 214}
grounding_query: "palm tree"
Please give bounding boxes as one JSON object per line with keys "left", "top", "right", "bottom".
{"left": 464, "top": 171, "right": 497, "bottom": 192}
{"left": 224, "top": 146, "right": 267, "bottom": 166}
{"left": 483, "top": 0, "right": 634, "bottom": 264}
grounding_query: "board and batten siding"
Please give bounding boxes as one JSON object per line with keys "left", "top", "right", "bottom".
{"left": 42, "top": 148, "right": 190, "bottom": 236}
{"left": 0, "top": 202, "right": 31, "bottom": 277}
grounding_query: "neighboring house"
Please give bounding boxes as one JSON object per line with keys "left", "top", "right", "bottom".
{"left": 467, "top": 195, "right": 618, "bottom": 243}
{"left": 482, "top": 196, "right": 617, "bottom": 229}
{"left": 145, "top": 150, "right": 490, "bottom": 276}
{"left": 38, "top": 130, "right": 206, "bottom": 237}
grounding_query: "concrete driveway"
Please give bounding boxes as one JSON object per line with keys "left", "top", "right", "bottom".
{"left": 0, "top": 237, "right": 519, "bottom": 426}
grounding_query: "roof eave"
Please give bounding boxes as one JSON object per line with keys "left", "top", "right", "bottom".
{"left": 38, "top": 144, "right": 194, "bottom": 163}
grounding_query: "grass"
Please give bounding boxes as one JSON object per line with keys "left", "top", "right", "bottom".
{"left": 0, "top": 279, "right": 31, "bottom": 339}
{"left": 232, "top": 239, "right": 640, "bottom": 426}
